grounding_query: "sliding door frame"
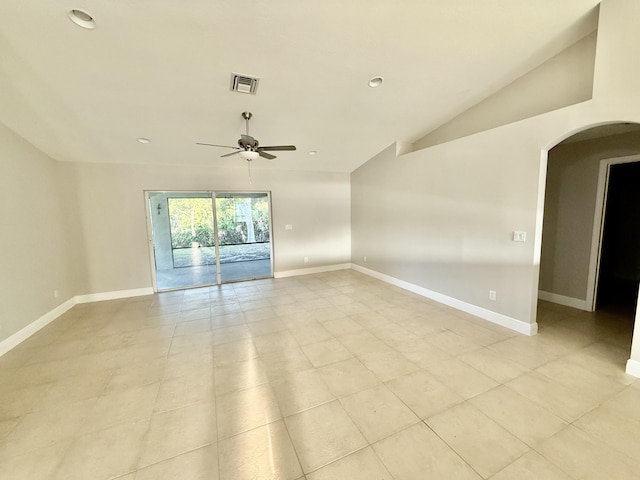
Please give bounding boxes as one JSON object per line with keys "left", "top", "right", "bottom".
{"left": 144, "top": 189, "right": 274, "bottom": 292}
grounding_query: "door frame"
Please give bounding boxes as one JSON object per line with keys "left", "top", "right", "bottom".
{"left": 144, "top": 189, "right": 274, "bottom": 292}
{"left": 587, "top": 154, "right": 640, "bottom": 310}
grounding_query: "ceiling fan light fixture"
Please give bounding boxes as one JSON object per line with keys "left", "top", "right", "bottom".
{"left": 368, "top": 76, "right": 384, "bottom": 88}
{"left": 68, "top": 9, "right": 96, "bottom": 29}
{"left": 240, "top": 150, "right": 259, "bottom": 161}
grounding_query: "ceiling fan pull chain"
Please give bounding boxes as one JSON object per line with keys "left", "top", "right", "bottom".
{"left": 248, "top": 161, "right": 252, "bottom": 184}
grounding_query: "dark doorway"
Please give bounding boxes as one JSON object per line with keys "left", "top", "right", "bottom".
{"left": 596, "top": 161, "right": 640, "bottom": 311}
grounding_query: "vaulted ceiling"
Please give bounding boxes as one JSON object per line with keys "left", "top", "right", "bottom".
{"left": 0, "top": 1, "right": 601, "bottom": 172}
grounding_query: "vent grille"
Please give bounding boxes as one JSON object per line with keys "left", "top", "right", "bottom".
{"left": 230, "top": 73, "right": 259, "bottom": 95}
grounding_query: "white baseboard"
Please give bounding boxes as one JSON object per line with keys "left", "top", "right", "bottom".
{"left": 538, "top": 290, "right": 591, "bottom": 311}
{"left": 274, "top": 263, "right": 351, "bottom": 279}
{"left": 0, "top": 297, "right": 76, "bottom": 357}
{"left": 352, "top": 264, "right": 537, "bottom": 336}
{"left": 75, "top": 287, "right": 154, "bottom": 304}
{"left": 0, "top": 287, "right": 155, "bottom": 358}
{"left": 626, "top": 359, "right": 640, "bottom": 378}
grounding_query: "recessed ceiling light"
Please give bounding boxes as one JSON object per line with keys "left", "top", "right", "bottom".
{"left": 308, "top": 151, "right": 317, "bottom": 156}
{"left": 368, "top": 76, "right": 384, "bottom": 88}
{"left": 68, "top": 9, "right": 96, "bottom": 29}
{"left": 137, "top": 137, "right": 151, "bottom": 144}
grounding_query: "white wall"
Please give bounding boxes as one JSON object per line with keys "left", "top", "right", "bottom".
{"left": 0, "top": 122, "right": 85, "bottom": 344}
{"left": 414, "top": 30, "right": 597, "bottom": 149}
{"left": 66, "top": 162, "right": 351, "bottom": 293}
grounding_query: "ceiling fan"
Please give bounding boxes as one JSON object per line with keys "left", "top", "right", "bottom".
{"left": 196, "top": 112, "right": 296, "bottom": 161}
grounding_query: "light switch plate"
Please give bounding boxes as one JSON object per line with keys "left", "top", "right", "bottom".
{"left": 513, "top": 231, "right": 526, "bottom": 242}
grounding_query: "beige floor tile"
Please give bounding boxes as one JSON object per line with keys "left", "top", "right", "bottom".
{"left": 307, "top": 447, "right": 392, "bottom": 480}
{"left": 169, "top": 332, "right": 214, "bottom": 356}
{"left": 211, "top": 324, "right": 251, "bottom": 348}
{"left": 470, "top": 385, "right": 567, "bottom": 446}
{"left": 424, "top": 357, "right": 498, "bottom": 399}
{"left": 427, "top": 402, "right": 529, "bottom": 478}
{"left": 574, "top": 404, "right": 640, "bottom": 462}
{"left": 340, "top": 384, "right": 420, "bottom": 443}
{"left": 211, "top": 312, "right": 246, "bottom": 328}
{"left": 53, "top": 419, "right": 148, "bottom": 480}
{"left": 154, "top": 370, "right": 215, "bottom": 412}
{"left": 2, "top": 397, "right": 96, "bottom": 457}
{"left": 317, "top": 358, "right": 381, "bottom": 397}
{"left": 285, "top": 400, "right": 366, "bottom": 473}
{"left": 214, "top": 358, "right": 268, "bottom": 396}
{"left": 104, "top": 357, "right": 166, "bottom": 393}
{"left": 487, "top": 336, "right": 567, "bottom": 370}
{"left": 0, "top": 382, "right": 54, "bottom": 421}
{"left": 490, "top": 450, "right": 573, "bottom": 480}
{"left": 288, "top": 323, "right": 334, "bottom": 346}
{"left": 301, "top": 339, "right": 353, "bottom": 368}
{"left": 218, "top": 420, "right": 302, "bottom": 480}
{"left": 216, "top": 383, "right": 281, "bottom": 440}
{"left": 247, "top": 318, "right": 287, "bottom": 336}
{"left": 163, "top": 349, "right": 214, "bottom": 380}
{"left": 350, "top": 311, "right": 392, "bottom": 329}
{"left": 272, "top": 369, "right": 335, "bottom": 416}
{"left": 0, "top": 441, "right": 71, "bottom": 480}
{"left": 212, "top": 338, "right": 258, "bottom": 366}
{"left": 0, "top": 417, "right": 19, "bottom": 442}
{"left": 385, "top": 369, "right": 465, "bottom": 419}
{"left": 358, "top": 349, "right": 420, "bottom": 382}
{"left": 425, "top": 330, "right": 482, "bottom": 355}
{"left": 82, "top": 382, "right": 160, "bottom": 433}
{"left": 135, "top": 443, "right": 219, "bottom": 480}
{"left": 174, "top": 318, "right": 212, "bottom": 337}
{"left": 322, "top": 317, "right": 363, "bottom": 336}
{"left": 139, "top": 402, "right": 217, "bottom": 468}
{"left": 458, "top": 347, "right": 529, "bottom": 383}
{"left": 537, "top": 425, "right": 640, "bottom": 480}
{"left": 261, "top": 347, "right": 315, "bottom": 381}
{"left": 336, "top": 330, "right": 390, "bottom": 357}
{"left": 372, "top": 423, "right": 481, "bottom": 480}
{"left": 506, "top": 372, "right": 603, "bottom": 422}
{"left": 253, "top": 331, "right": 299, "bottom": 355}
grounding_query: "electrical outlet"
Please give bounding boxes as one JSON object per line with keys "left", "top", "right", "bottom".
{"left": 363, "top": 255, "right": 367, "bottom": 262}
{"left": 489, "top": 290, "right": 497, "bottom": 301}
{"left": 54, "top": 289, "right": 59, "bottom": 299}
{"left": 304, "top": 257, "right": 309, "bottom": 263}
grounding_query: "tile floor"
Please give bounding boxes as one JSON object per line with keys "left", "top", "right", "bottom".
{"left": 0, "top": 270, "right": 639, "bottom": 479}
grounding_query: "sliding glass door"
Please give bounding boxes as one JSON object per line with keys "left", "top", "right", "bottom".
{"left": 147, "top": 191, "right": 272, "bottom": 291}
{"left": 216, "top": 193, "right": 272, "bottom": 283}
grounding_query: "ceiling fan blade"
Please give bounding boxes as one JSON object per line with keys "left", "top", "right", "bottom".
{"left": 258, "top": 145, "right": 296, "bottom": 152}
{"left": 221, "top": 150, "right": 242, "bottom": 158}
{"left": 196, "top": 142, "right": 238, "bottom": 149}
{"left": 258, "top": 151, "right": 277, "bottom": 160}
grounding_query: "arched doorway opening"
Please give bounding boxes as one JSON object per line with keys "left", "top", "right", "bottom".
{"left": 537, "top": 121, "right": 640, "bottom": 374}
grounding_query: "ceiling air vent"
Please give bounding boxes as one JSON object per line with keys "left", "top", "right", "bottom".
{"left": 230, "top": 73, "right": 259, "bottom": 95}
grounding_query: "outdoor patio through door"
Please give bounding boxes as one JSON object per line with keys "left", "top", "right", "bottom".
{"left": 146, "top": 191, "right": 273, "bottom": 290}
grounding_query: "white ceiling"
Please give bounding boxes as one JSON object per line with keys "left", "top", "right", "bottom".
{"left": 0, "top": 0, "right": 601, "bottom": 173}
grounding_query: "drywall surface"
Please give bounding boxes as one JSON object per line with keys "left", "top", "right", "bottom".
{"left": 593, "top": 0, "right": 640, "bottom": 98}
{"left": 0, "top": 123, "right": 85, "bottom": 343}
{"left": 70, "top": 162, "right": 351, "bottom": 293}
{"left": 414, "top": 30, "right": 597, "bottom": 149}
{"left": 540, "top": 132, "right": 640, "bottom": 301}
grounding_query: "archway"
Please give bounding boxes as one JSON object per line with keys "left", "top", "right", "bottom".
{"left": 536, "top": 121, "right": 640, "bottom": 376}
